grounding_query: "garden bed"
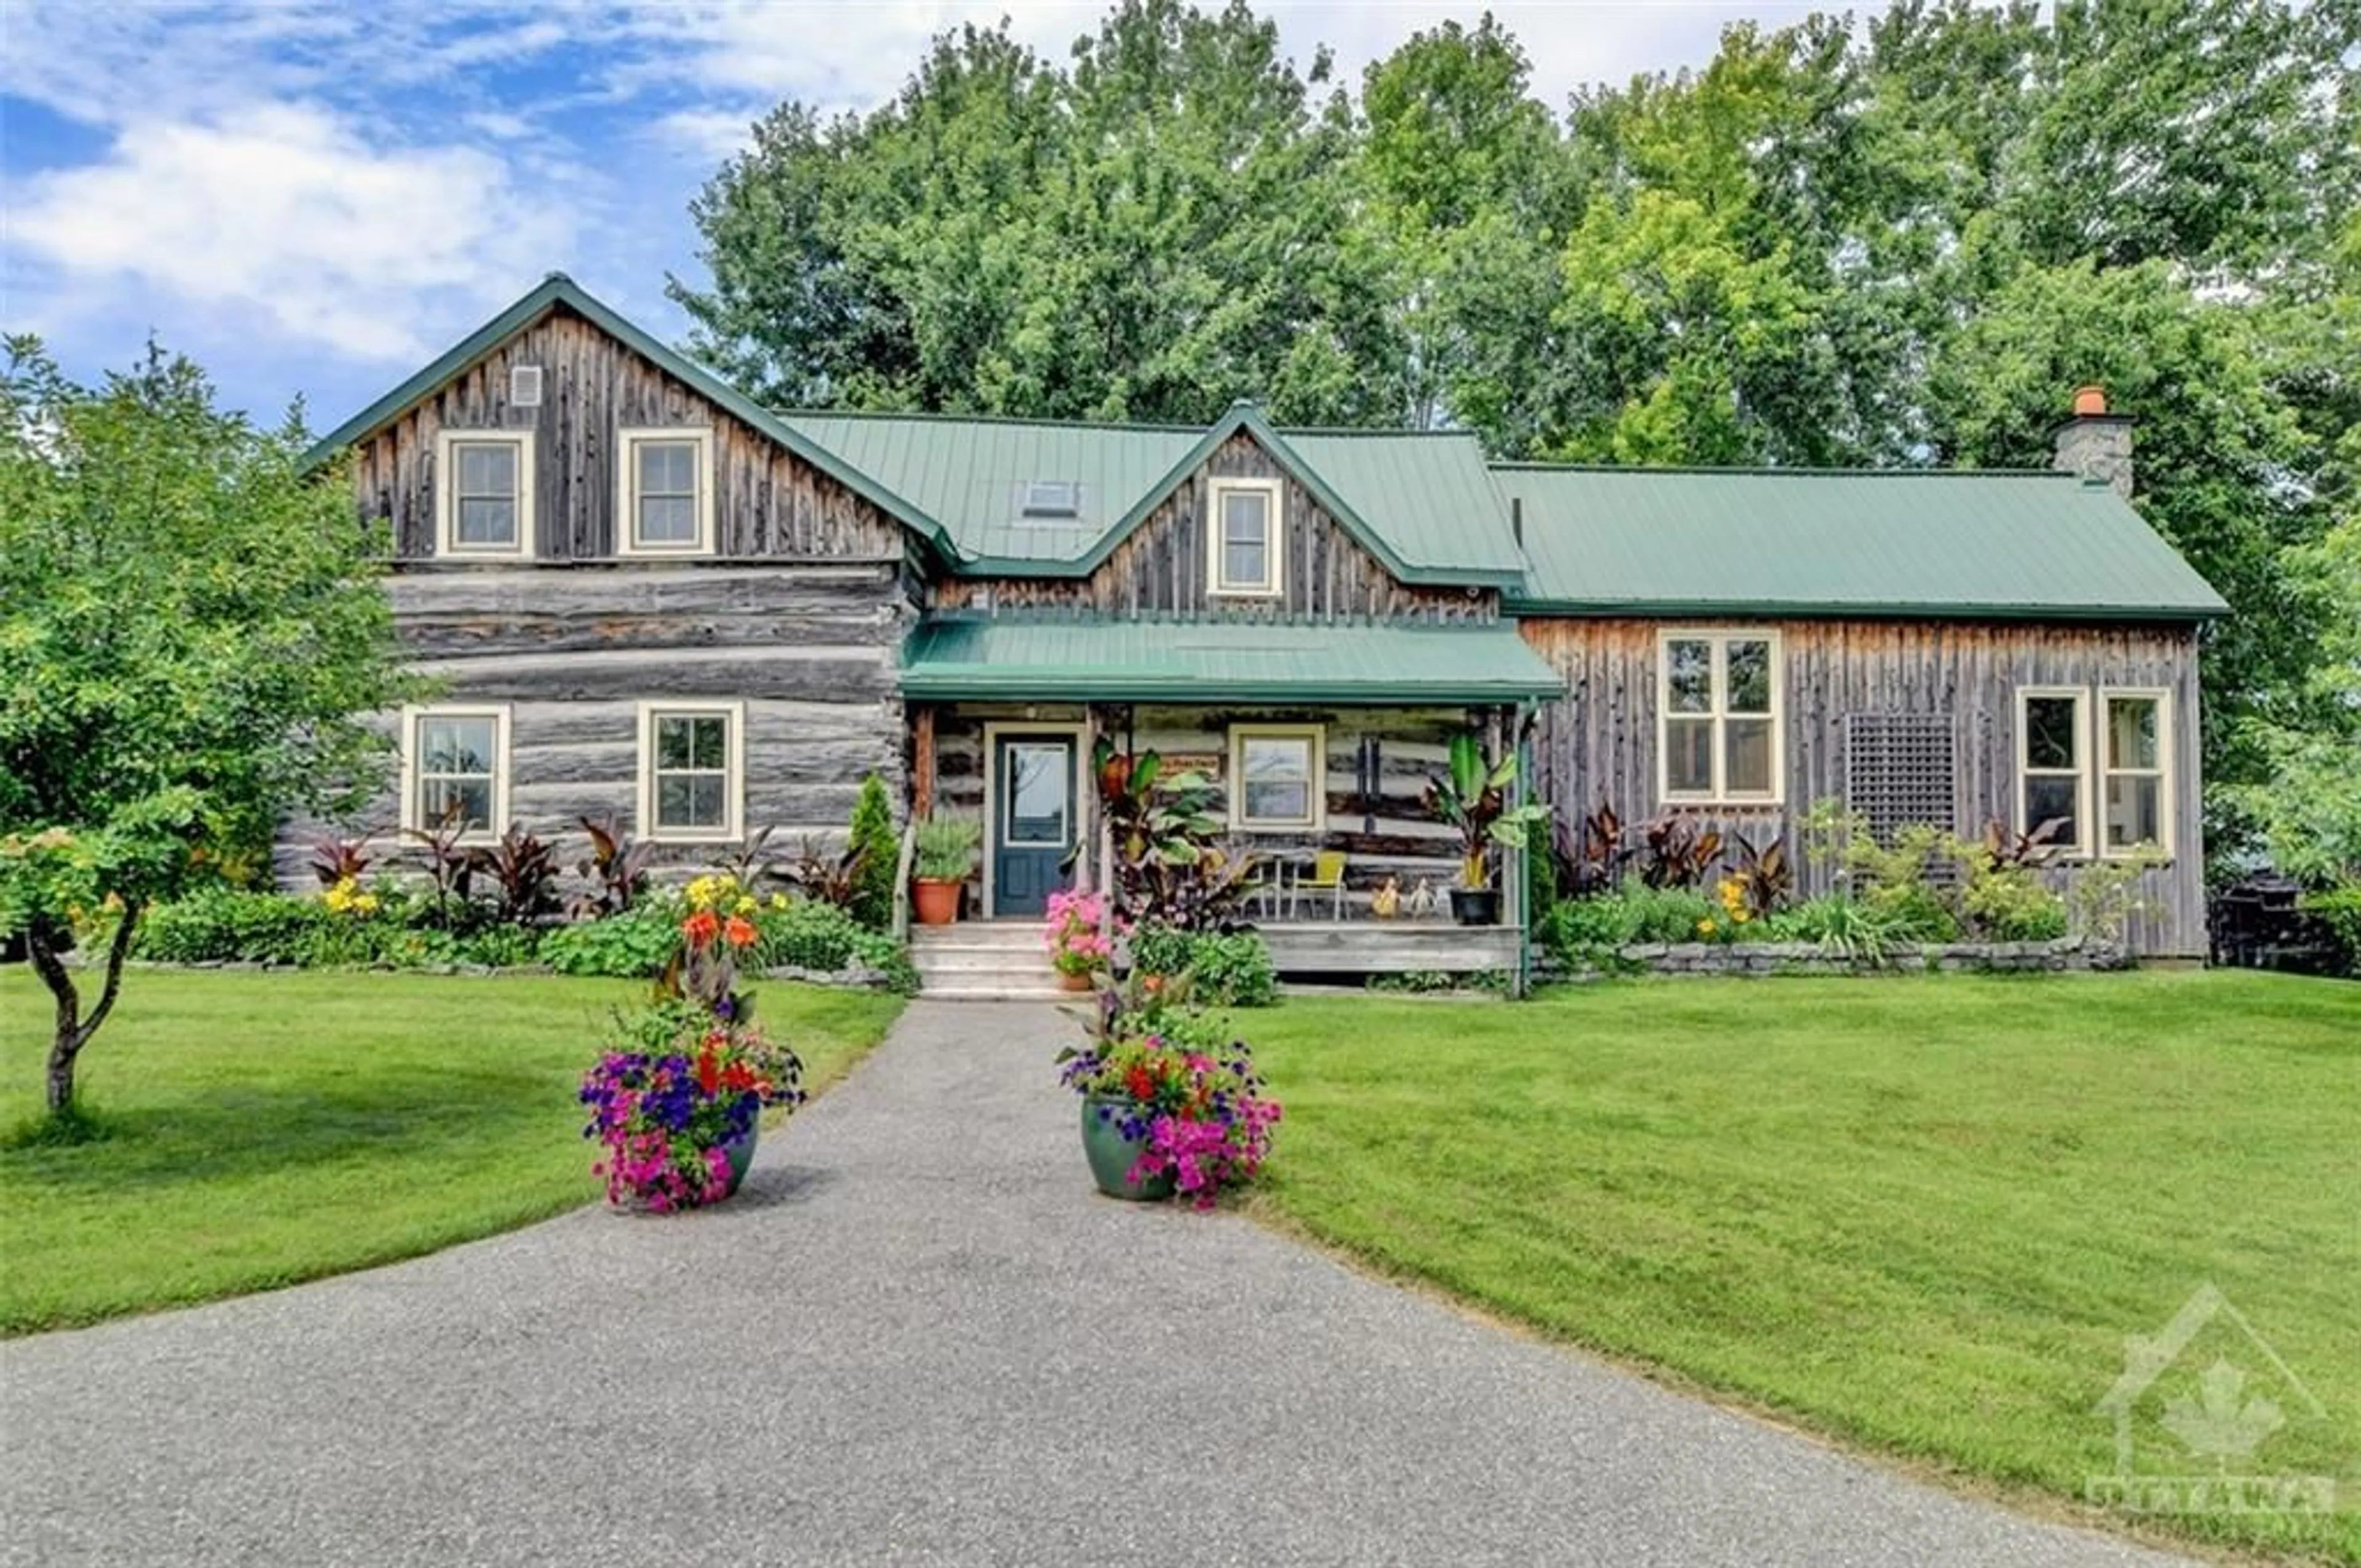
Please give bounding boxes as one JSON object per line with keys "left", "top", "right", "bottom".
{"left": 1546, "top": 935, "right": 2129, "bottom": 980}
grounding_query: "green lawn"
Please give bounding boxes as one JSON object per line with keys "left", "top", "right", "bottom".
{"left": 1249, "top": 972, "right": 2360, "bottom": 1564}
{"left": 1, "top": 969, "right": 902, "bottom": 1334}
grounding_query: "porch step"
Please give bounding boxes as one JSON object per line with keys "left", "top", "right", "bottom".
{"left": 909, "top": 922, "right": 1067, "bottom": 1000}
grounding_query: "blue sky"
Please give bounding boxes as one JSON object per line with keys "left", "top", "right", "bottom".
{"left": 1, "top": 1, "right": 1821, "bottom": 430}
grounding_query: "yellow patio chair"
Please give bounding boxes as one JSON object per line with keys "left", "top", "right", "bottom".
{"left": 1296, "top": 849, "right": 1348, "bottom": 920}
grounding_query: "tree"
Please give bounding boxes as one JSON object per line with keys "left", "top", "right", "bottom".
{"left": 0, "top": 339, "right": 414, "bottom": 1118}
{"left": 845, "top": 772, "right": 899, "bottom": 932}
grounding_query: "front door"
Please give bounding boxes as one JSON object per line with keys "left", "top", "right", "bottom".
{"left": 991, "top": 733, "right": 1077, "bottom": 917}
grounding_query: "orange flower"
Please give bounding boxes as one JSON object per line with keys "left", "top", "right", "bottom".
{"left": 723, "top": 914, "right": 759, "bottom": 949}
{"left": 682, "top": 909, "right": 721, "bottom": 946}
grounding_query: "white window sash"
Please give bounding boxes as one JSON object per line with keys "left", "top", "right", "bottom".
{"left": 1206, "top": 478, "right": 1284, "bottom": 597}
{"left": 2097, "top": 687, "right": 2173, "bottom": 859}
{"left": 1227, "top": 723, "right": 1324, "bottom": 831}
{"left": 615, "top": 428, "right": 716, "bottom": 557}
{"left": 1656, "top": 630, "right": 1782, "bottom": 806}
{"left": 433, "top": 432, "right": 535, "bottom": 558}
{"left": 636, "top": 700, "right": 745, "bottom": 842}
{"left": 398, "top": 704, "right": 512, "bottom": 840}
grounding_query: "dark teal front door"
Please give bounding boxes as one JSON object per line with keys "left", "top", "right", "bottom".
{"left": 992, "top": 733, "right": 1075, "bottom": 916}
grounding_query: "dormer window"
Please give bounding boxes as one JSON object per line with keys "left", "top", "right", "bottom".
{"left": 433, "top": 430, "right": 535, "bottom": 557}
{"left": 1018, "top": 480, "right": 1082, "bottom": 520}
{"left": 616, "top": 427, "right": 714, "bottom": 556}
{"left": 1208, "top": 477, "right": 1283, "bottom": 597}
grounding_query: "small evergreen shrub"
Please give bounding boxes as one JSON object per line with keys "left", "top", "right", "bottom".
{"left": 845, "top": 773, "right": 900, "bottom": 932}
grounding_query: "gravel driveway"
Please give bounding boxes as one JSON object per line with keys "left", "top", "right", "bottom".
{"left": 1, "top": 1000, "right": 2183, "bottom": 1567}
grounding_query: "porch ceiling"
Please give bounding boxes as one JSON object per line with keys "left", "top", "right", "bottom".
{"left": 899, "top": 615, "right": 1565, "bottom": 705}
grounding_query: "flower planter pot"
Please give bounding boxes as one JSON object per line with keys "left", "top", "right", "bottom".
{"left": 912, "top": 878, "right": 963, "bottom": 926}
{"left": 1080, "top": 1095, "right": 1176, "bottom": 1202}
{"left": 1448, "top": 886, "right": 1500, "bottom": 926}
{"left": 1057, "top": 968, "right": 1093, "bottom": 992}
{"left": 716, "top": 1116, "right": 761, "bottom": 1199}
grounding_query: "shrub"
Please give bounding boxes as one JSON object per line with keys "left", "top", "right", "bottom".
{"left": 542, "top": 905, "right": 683, "bottom": 978}
{"left": 846, "top": 773, "right": 899, "bottom": 931}
{"left": 136, "top": 887, "right": 323, "bottom": 964}
{"left": 2297, "top": 883, "right": 2361, "bottom": 975}
{"left": 1542, "top": 884, "right": 1719, "bottom": 953}
{"left": 1129, "top": 923, "right": 1276, "bottom": 1007}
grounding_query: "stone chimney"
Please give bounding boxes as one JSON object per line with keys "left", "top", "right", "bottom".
{"left": 2051, "top": 384, "right": 2134, "bottom": 501}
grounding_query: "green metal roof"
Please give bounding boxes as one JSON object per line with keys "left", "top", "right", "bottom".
{"left": 780, "top": 406, "right": 1524, "bottom": 587}
{"left": 1496, "top": 465, "right": 2229, "bottom": 620}
{"left": 900, "top": 616, "right": 1565, "bottom": 704}
{"left": 299, "top": 274, "right": 959, "bottom": 565}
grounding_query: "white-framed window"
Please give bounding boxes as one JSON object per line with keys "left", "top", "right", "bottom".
{"left": 1228, "top": 724, "right": 1324, "bottom": 831}
{"left": 1206, "top": 477, "right": 1283, "bottom": 597}
{"left": 2015, "top": 687, "right": 2090, "bottom": 856}
{"left": 1657, "top": 630, "right": 1782, "bottom": 804}
{"left": 615, "top": 427, "right": 716, "bottom": 556}
{"left": 2098, "top": 687, "right": 2172, "bottom": 858}
{"left": 636, "top": 700, "right": 744, "bottom": 842}
{"left": 433, "top": 430, "right": 534, "bottom": 557}
{"left": 398, "top": 705, "right": 512, "bottom": 839}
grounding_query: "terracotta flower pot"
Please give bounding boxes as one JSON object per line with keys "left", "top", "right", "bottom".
{"left": 1058, "top": 968, "right": 1093, "bottom": 992}
{"left": 912, "top": 878, "right": 962, "bottom": 925}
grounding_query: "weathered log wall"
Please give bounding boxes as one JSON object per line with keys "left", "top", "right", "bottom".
{"left": 924, "top": 701, "right": 1481, "bottom": 914}
{"left": 934, "top": 433, "right": 1497, "bottom": 622}
{"left": 1519, "top": 617, "right": 2209, "bottom": 956}
{"left": 275, "top": 563, "right": 908, "bottom": 882}
{"left": 347, "top": 307, "right": 906, "bottom": 563}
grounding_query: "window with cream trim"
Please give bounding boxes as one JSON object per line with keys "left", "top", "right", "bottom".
{"left": 434, "top": 432, "right": 534, "bottom": 556}
{"left": 2016, "top": 687, "right": 2090, "bottom": 855}
{"left": 400, "top": 705, "right": 511, "bottom": 837}
{"left": 2098, "top": 689, "right": 2171, "bottom": 857}
{"left": 638, "top": 701, "right": 743, "bottom": 841}
{"left": 1208, "top": 478, "right": 1283, "bottom": 596}
{"left": 616, "top": 428, "right": 714, "bottom": 555}
{"left": 1657, "top": 631, "right": 1781, "bottom": 803}
{"left": 1228, "top": 724, "right": 1323, "bottom": 830}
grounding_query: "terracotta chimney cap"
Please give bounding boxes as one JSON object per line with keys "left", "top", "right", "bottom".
{"left": 2071, "top": 384, "right": 2108, "bottom": 417}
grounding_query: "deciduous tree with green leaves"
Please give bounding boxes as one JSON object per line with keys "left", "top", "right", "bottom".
{"left": 0, "top": 339, "right": 415, "bottom": 1120}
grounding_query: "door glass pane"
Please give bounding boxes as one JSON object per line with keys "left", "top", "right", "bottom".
{"left": 2106, "top": 697, "right": 2159, "bottom": 770}
{"left": 2024, "top": 696, "right": 2080, "bottom": 770}
{"left": 2105, "top": 775, "right": 2161, "bottom": 849}
{"left": 1725, "top": 640, "right": 1772, "bottom": 713}
{"left": 1004, "top": 742, "right": 1069, "bottom": 845}
{"left": 2025, "top": 775, "right": 2079, "bottom": 846}
{"left": 1666, "top": 717, "right": 1713, "bottom": 793}
{"left": 1666, "top": 640, "right": 1712, "bottom": 713}
{"left": 1725, "top": 718, "right": 1773, "bottom": 794}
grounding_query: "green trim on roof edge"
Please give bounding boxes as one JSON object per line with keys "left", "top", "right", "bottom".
{"left": 298, "top": 273, "right": 963, "bottom": 567}
{"left": 1500, "top": 597, "right": 2228, "bottom": 622}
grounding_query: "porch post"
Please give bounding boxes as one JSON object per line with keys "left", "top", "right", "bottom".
{"left": 1503, "top": 703, "right": 1531, "bottom": 999}
{"left": 1079, "top": 704, "right": 1101, "bottom": 893}
{"left": 912, "top": 704, "right": 936, "bottom": 820}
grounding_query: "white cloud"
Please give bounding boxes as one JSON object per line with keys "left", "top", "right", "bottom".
{"left": 9, "top": 103, "right": 577, "bottom": 362}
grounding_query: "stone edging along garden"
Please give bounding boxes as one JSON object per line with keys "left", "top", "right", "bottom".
{"left": 1547, "top": 936, "right": 2129, "bottom": 981}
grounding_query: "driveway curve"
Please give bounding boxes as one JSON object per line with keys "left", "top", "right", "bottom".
{"left": 2, "top": 1000, "right": 2181, "bottom": 1567}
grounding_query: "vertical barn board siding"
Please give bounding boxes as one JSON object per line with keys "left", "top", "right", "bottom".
{"left": 926, "top": 702, "right": 1484, "bottom": 912}
{"left": 346, "top": 307, "right": 905, "bottom": 563}
{"left": 932, "top": 433, "right": 1497, "bottom": 623}
{"left": 1519, "top": 618, "right": 2208, "bottom": 956}
{"left": 273, "top": 564, "right": 907, "bottom": 884}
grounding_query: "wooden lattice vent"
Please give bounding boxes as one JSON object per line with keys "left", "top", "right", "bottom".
{"left": 1844, "top": 713, "right": 1958, "bottom": 843}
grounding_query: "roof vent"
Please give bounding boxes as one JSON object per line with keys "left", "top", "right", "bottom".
{"left": 1016, "top": 480, "right": 1082, "bottom": 521}
{"left": 510, "top": 365, "right": 544, "bottom": 408}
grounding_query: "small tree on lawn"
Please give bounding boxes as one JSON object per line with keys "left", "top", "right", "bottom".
{"left": 845, "top": 772, "right": 899, "bottom": 932}
{"left": 0, "top": 337, "right": 415, "bottom": 1120}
